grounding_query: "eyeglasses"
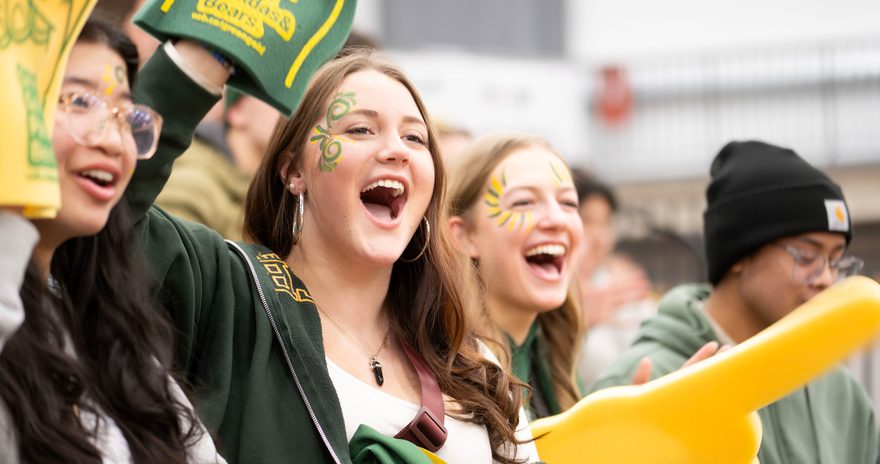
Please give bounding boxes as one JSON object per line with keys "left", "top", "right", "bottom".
{"left": 773, "top": 243, "right": 864, "bottom": 285}
{"left": 58, "top": 91, "right": 162, "bottom": 160}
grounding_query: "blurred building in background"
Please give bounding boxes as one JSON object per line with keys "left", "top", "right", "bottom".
{"left": 352, "top": 0, "right": 880, "bottom": 409}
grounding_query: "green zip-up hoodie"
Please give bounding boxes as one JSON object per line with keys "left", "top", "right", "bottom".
{"left": 589, "top": 284, "right": 880, "bottom": 464}
{"left": 127, "top": 46, "right": 432, "bottom": 464}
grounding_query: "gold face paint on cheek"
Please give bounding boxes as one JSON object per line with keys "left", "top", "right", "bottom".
{"left": 310, "top": 91, "right": 357, "bottom": 173}
{"left": 482, "top": 170, "right": 534, "bottom": 232}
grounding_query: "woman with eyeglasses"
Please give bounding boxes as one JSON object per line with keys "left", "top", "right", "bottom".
{"left": 0, "top": 18, "right": 224, "bottom": 463}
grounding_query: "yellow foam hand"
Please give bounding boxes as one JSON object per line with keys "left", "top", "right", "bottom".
{"left": 419, "top": 449, "right": 445, "bottom": 463}
{"left": 0, "top": 0, "right": 97, "bottom": 218}
{"left": 531, "top": 276, "right": 880, "bottom": 463}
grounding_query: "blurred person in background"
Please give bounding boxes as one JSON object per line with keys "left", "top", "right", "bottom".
{"left": 572, "top": 168, "right": 656, "bottom": 385}
{"left": 434, "top": 118, "right": 474, "bottom": 171}
{"left": 589, "top": 141, "right": 877, "bottom": 464}
{"left": 447, "top": 132, "right": 585, "bottom": 420}
{"left": 155, "top": 90, "right": 280, "bottom": 240}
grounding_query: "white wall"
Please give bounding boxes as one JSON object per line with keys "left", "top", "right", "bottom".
{"left": 389, "top": 51, "right": 588, "bottom": 161}
{"left": 567, "top": 0, "right": 880, "bottom": 63}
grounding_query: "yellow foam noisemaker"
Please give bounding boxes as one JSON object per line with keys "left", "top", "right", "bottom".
{"left": 531, "top": 276, "right": 880, "bottom": 464}
{"left": 0, "top": 0, "right": 97, "bottom": 218}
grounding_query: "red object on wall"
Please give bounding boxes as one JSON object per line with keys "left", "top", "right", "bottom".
{"left": 596, "top": 65, "right": 633, "bottom": 127}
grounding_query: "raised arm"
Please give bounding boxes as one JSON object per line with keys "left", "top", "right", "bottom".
{"left": 126, "top": 41, "right": 230, "bottom": 219}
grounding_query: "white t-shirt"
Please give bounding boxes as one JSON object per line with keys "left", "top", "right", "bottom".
{"left": 327, "top": 344, "right": 540, "bottom": 463}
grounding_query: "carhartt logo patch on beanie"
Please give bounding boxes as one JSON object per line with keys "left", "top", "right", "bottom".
{"left": 703, "top": 141, "right": 852, "bottom": 284}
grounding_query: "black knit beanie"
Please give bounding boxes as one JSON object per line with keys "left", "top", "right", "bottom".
{"left": 703, "top": 141, "right": 852, "bottom": 285}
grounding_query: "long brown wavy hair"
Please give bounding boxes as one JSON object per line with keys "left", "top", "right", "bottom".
{"left": 446, "top": 132, "right": 584, "bottom": 413}
{"left": 0, "top": 19, "right": 199, "bottom": 463}
{"left": 244, "top": 49, "right": 524, "bottom": 462}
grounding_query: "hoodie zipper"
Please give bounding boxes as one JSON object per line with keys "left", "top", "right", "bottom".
{"left": 228, "top": 241, "right": 342, "bottom": 464}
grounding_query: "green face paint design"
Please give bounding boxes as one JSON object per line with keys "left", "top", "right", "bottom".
{"left": 550, "top": 159, "right": 573, "bottom": 186}
{"left": 483, "top": 170, "right": 534, "bottom": 232}
{"left": 310, "top": 91, "right": 357, "bottom": 173}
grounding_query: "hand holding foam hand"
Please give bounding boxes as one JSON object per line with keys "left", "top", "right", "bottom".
{"left": 133, "top": 0, "right": 357, "bottom": 115}
{"left": 0, "top": 0, "right": 98, "bottom": 218}
{"left": 531, "top": 276, "right": 880, "bottom": 464}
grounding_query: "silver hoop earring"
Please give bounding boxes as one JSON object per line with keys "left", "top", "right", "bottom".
{"left": 292, "top": 190, "right": 304, "bottom": 246}
{"left": 400, "top": 217, "right": 430, "bottom": 263}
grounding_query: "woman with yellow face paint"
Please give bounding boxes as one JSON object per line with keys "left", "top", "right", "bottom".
{"left": 447, "top": 133, "right": 586, "bottom": 420}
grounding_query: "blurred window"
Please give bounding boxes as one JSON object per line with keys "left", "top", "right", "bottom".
{"left": 383, "top": 0, "right": 565, "bottom": 57}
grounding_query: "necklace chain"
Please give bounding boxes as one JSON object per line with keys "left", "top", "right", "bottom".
{"left": 317, "top": 307, "right": 390, "bottom": 359}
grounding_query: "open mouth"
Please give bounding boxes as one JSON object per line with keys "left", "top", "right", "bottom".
{"left": 78, "top": 169, "right": 116, "bottom": 188}
{"left": 360, "top": 179, "right": 407, "bottom": 222}
{"left": 524, "top": 244, "right": 566, "bottom": 280}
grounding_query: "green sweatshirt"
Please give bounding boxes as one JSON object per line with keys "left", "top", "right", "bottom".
{"left": 127, "top": 46, "right": 367, "bottom": 464}
{"left": 589, "top": 284, "right": 880, "bottom": 464}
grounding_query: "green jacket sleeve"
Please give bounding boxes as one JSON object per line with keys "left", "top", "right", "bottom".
{"left": 126, "top": 45, "right": 248, "bottom": 419}
{"left": 128, "top": 45, "right": 221, "bottom": 220}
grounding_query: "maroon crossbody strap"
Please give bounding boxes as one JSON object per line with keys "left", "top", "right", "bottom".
{"left": 394, "top": 343, "right": 448, "bottom": 452}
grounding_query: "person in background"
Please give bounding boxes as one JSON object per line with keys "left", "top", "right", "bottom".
{"left": 589, "top": 140, "right": 877, "bottom": 463}
{"left": 447, "top": 132, "right": 585, "bottom": 420}
{"left": 571, "top": 168, "right": 656, "bottom": 385}
{"left": 434, "top": 118, "right": 474, "bottom": 170}
{"left": 155, "top": 90, "right": 280, "bottom": 239}
{"left": 0, "top": 18, "right": 223, "bottom": 463}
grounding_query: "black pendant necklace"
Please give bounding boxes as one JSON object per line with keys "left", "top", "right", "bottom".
{"left": 370, "top": 356, "right": 385, "bottom": 386}
{"left": 317, "top": 305, "right": 391, "bottom": 387}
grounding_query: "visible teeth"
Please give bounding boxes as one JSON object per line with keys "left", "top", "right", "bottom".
{"left": 525, "top": 244, "right": 566, "bottom": 257}
{"left": 361, "top": 179, "right": 404, "bottom": 197}
{"left": 82, "top": 170, "right": 113, "bottom": 183}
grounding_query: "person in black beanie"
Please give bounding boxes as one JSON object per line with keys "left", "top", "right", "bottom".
{"left": 589, "top": 140, "right": 876, "bottom": 464}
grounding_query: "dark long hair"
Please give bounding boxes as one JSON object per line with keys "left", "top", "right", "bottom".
{"left": 245, "top": 49, "right": 525, "bottom": 462}
{"left": 0, "top": 18, "right": 199, "bottom": 463}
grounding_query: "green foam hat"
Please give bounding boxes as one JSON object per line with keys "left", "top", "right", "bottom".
{"left": 134, "top": 0, "right": 357, "bottom": 115}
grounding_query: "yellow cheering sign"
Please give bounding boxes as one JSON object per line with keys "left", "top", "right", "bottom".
{"left": 1, "top": 0, "right": 97, "bottom": 218}
{"left": 531, "top": 276, "right": 880, "bottom": 463}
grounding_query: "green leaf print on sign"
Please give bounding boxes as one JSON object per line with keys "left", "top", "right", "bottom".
{"left": 0, "top": 0, "right": 54, "bottom": 49}
{"left": 310, "top": 91, "right": 356, "bottom": 173}
{"left": 17, "top": 64, "right": 54, "bottom": 173}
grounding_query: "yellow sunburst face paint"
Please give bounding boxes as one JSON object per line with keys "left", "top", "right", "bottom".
{"left": 310, "top": 91, "right": 356, "bottom": 173}
{"left": 483, "top": 169, "right": 535, "bottom": 232}
{"left": 550, "top": 158, "right": 573, "bottom": 187}
{"left": 100, "top": 64, "right": 126, "bottom": 96}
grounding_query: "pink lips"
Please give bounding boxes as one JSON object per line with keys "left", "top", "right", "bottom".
{"left": 74, "top": 174, "right": 117, "bottom": 202}
{"left": 72, "top": 163, "right": 121, "bottom": 203}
